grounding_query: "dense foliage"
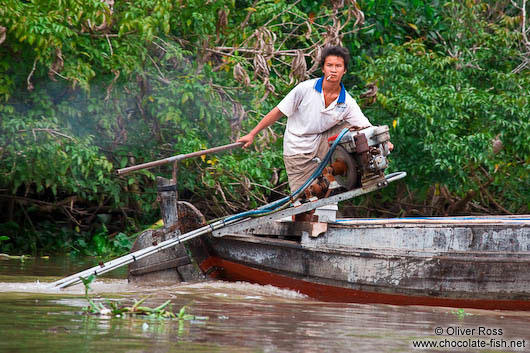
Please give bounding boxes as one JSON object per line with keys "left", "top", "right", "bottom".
{"left": 352, "top": 2, "right": 530, "bottom": 216}
{"left": 0, "top": 0, "right": 528, "bottom": 254}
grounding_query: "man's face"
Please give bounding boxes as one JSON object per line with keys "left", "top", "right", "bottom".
{"left": 322, "top": 55, "right": 346, "bottom": 83}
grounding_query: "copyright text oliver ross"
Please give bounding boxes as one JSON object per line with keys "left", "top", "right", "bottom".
{"left": 412, "top": 326, "right": 526, "bottom": 350}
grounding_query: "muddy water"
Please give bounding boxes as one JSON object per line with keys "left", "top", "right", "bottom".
{"left": 1, "top": 257, "right": 529, "bottom": 353}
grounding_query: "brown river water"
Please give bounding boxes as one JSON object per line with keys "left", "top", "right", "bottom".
{"left": 1, "top": 256, "right": 529, "bottom": 353}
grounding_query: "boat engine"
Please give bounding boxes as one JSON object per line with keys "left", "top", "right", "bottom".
{"left": 303, "top": 125, "right": 392, "bottom": 199}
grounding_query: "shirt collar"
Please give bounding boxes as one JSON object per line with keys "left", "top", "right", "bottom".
{"left": 314, "top": 77, "right": 346, "bottom": 104}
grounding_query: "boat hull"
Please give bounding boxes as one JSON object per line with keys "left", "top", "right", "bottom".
{"left": 127, "top": 209, "right": 530, "bottom": 310}
{"left": 199, "top": 255, "right": 530, "bottom": 311}
{"left": 195, "top": 217, "right": 530, "bottom": 310}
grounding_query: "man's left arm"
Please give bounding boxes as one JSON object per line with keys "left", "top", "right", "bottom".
{"left": 344, "top": 98, "right": 371, "bottom": 128}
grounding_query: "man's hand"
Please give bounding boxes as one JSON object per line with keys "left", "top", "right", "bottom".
{"left": 237, "top": 107, "right": 284, "bottom": 149}
{"left": 237, "top": 133, "right": 255, "bottom": 148}
{"left": 387, "top": 141, "right": 394, "bottom": 151}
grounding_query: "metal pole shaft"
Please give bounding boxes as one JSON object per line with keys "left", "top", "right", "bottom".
{"left": 117, "top": 142, "right": 243, "bottom": 175}
{"left": 48, "top": 172, "right": 408, "bottom": 289}
{"left": 48, "top": 218, "right": 239, "bottom": 289}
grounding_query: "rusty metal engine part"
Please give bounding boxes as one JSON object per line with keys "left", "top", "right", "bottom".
{"left": 330, "top": 145, "right": 358, "bottom": 189}
{"left": 303, "top": 157, "right": 350, "bottom": 199}
{"left": 325, "top": 125, "right": 390, "bottom": 191}
{"left": 302, "top": 125, "right": 391, "bottom": 199}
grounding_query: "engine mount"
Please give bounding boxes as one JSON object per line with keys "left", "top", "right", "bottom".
{"left": 303, "top": 125, "right": 391, "bottom": 199}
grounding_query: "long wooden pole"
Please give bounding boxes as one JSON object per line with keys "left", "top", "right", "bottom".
{"left": 116, "top": 142, "right": 243, "bottom": 175}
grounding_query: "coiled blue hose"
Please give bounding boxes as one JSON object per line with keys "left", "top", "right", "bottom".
{"left": 224, "top": 128, "right": 350, "bottom": 222}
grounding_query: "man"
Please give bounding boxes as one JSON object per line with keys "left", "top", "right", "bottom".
{"left": 238, "top": 45, "right": 393, "bottom": 192}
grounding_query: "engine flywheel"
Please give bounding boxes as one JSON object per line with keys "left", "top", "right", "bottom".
{"left": 331, "top": 145, "right": 358, "bottom": 189}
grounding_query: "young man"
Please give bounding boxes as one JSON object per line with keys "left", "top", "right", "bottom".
{"left": 238, "top": 45, "right": 392, "bottom": 192}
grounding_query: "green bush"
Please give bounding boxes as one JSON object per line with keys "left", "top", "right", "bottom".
{"left": 0, "top": 0, "right": 528, "bottom": 254}
{"left": 354, "top": 2, "right": 529, "bottom": 214}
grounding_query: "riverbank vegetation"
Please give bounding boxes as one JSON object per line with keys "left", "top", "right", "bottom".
{"left": 1, "top": 0, "right": 528, "bottom": 254}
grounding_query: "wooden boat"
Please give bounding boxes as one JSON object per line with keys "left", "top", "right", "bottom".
{"left": 128, "top": 191, "right": 530, "bottom": 311}
{"left": 121, "top": 126, "right": 530, "bottom": 310}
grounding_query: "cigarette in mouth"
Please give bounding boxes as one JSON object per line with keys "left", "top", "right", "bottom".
{"left": 326, "top": 75, "right": 332, "bottom": 81}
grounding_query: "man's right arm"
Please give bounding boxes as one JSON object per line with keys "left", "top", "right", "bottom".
{"left": 237, "top": 107, "right": 285, "bottom": 148}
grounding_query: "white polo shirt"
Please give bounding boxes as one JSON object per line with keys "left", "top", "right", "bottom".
{"left": 277, "top": 77, "right": 371, "bottom": 156}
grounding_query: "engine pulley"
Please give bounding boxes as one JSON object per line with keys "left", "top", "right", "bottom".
{"left": 330, "top": 145, "right": 358, "bottom": 190}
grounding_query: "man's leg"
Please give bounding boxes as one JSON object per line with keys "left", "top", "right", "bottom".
{"left": 313, "top": 122, "right": 351, "bottom": 221}
{"left": 283, "top": 152, "right": 319, "bottom": 193}
{"left": 283, "top": 153, "right": 321, "bottom": 221}
{"left": 284, "top": 122, "right": 352, "bottom": 193}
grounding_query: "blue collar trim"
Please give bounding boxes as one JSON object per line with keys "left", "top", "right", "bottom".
{"left": 314, "top": 77, "right": 346, "bottom": 104}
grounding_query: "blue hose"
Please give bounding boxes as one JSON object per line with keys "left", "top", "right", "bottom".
{"left": 224, "top": 128, "right": 350, "bottom": 222}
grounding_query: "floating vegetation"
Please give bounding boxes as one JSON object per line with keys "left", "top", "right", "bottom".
{"left": 85, "top": 295, "right": 178, "bottom": 319}
{"left": 80, "top": 275, "right": 206, "bottom": 323}
{"left": 0, "top": 253, "right": 49, "bottom": 261}
{"left": 451, "top": 308, "right": 471, "bottom": 319}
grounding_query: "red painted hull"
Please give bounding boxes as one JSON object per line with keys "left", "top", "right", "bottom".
{"left": 200, "top": 256, "right": 530, "bottom": 311}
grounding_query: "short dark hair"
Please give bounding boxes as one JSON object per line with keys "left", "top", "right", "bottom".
{"left": 320, "top": 46, "right": 350, "bottom": 70}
